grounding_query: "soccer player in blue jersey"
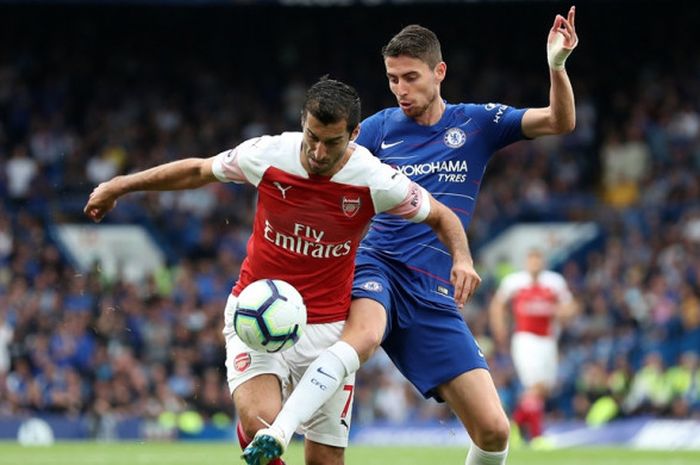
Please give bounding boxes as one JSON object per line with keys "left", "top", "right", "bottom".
{"left": 246, "top": 7, "right": 578, "bottom": 465}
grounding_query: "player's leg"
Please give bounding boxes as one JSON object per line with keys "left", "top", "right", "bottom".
{"left": 510, "top": 332, "right": 557, "bottom": 440}
{"left": 301, "top": 369, "right": 356, "bottom": 465}
{"left": 233, "top": 375, "right": 284, "bottom": 444}
{"left": 341, "top": 297, "right": 387, "bottom": 363}
{"left": 436, "top": 369, "right": 510, "bottom": 464}
{"left": 223, "top": 294, "right": 289, "bottom": 465}
{"left": 260, "top": 263, "right": 391, "bottom": 445}
{"left": 247, "top": 320, "right": 359, "bottom": 464}
{"left": 381, "top": 299, "right": 508, "bottom": 465}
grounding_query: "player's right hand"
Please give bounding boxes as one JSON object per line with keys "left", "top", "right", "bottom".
{"left": 83, "top": 181, "right": 119, "bottom": 223}
{"left": 451, "top": 261, "right": 482, "bottom": 309}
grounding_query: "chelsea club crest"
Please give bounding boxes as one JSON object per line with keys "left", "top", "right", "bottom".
{"left": 444, "top": 127, "right": 466, "bottom": 148}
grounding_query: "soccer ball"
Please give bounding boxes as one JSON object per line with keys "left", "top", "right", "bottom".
{"left": 233, "top": 279, "right": 307, "bottom": 353}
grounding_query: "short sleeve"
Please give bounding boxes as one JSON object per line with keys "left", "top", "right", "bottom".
{"left": 211, "top": 136, "right": 273, "bottom": 186}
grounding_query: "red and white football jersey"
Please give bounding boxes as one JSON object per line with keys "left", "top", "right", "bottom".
{"left": 212, "top": 132, "right": 430, "bottom": 323}
{"left": 495, "top": 270, "right": 573, "bottom": 337}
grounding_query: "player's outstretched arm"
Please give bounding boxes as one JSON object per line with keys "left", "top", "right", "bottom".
{"left": 84, "top": 157, "right": 218, "bottom": 222}
{"left": 422, "top": 195, "right": 481, "bottom": 308}
{"left": 522, "top": 5, "right": 578, "bottom": 138}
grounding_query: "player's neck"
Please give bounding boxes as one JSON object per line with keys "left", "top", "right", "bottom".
{"left": 327, "top": 148, "right": 353, "bottom": 178}
{"left": 414, "top": 97, "right": 446, "bottom": 126}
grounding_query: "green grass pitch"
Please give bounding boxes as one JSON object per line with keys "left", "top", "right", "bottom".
{"left": 2, "top": 441, "right": 699, "bottom": 465}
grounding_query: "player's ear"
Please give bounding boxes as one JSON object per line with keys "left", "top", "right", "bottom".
{"left": 350, "top": 124, "right": 360, "bottom": 141}
{"left": 435, "top": 61, "right": 446, "bottom": 82}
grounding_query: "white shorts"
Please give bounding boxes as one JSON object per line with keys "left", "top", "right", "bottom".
{"left": 511, "top": 331, "right": 558, "bottom": 390}
{"left": 223, "top": 294, "right": 355, "bottom": 447}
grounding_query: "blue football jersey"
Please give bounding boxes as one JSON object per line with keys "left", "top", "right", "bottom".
{"left": 356, "top": 102, "right": 526, "bottom": 303}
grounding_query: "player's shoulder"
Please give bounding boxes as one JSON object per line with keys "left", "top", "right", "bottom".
{"left": 342, "top": 143, "right": 384, "bottom": 172}
{"left": 234, "top": 132, "right": 305, "bottom": 180}
{"left": 539, "top": 270, "right": 568, "bottom": 286}
{"left": 333, "top": 143, "right": 395, "bottom": 187}
{"left": 243, "top": 132, "right": 299, "bottom": 152}
{"left": 365, "top": 107, "right": 402, "bottom": 120}
{"left": 238, "top": 132, "right": 301, "bottom": 162}
{"left": 362, "top": 107, "right": 406, "bottom": 127}
{"left": 500, "top": 270, "right": 532, "bottom": 288}
{"left": 451, "top": 102, "right": 511, "bottom": 118}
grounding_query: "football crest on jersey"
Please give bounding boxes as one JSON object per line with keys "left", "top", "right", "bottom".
{"left": 342, "top": 196, "right": 361, "bottom": 218}
{"left": 360, "top": 281, "right": 383, "bottom": 292}
{"left": 444, "top": 127, "right": 466, "bottom": 148}
{"left": 234, "top": 352, "right": 251, "bottom": 372}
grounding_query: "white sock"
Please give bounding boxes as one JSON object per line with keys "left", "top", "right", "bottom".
{"left": 272, "top": 341, "right": 360, "bottom": 444}
{"left": 465, "top": 442, "right": 508, "bottom": 465}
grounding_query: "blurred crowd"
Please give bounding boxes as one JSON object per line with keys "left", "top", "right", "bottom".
{"left": 1, "top": 4, "right": 700, "bottom": 437}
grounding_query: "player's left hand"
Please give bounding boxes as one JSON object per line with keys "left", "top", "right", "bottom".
{"left": 547, "top": 5, "right": 578, "bottom": 70}
{"left": 451, "top": 261, "right": 482, "bottom": 309}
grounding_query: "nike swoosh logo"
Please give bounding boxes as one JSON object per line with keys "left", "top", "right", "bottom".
{"left": 316, "top": 366, "right": 337, "bottom": 381}
{"left": 380, "top": 140, "right": 404, "bottom": 149}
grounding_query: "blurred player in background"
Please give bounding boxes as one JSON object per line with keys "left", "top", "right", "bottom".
{"left": 489, "top": 248, "right": 577, "bottom": 440}
{"left": 84, "top": 78, "right": 477, "bottom": 465}
{"left": 252, "top": 6, "right": 578, "bottom": 465}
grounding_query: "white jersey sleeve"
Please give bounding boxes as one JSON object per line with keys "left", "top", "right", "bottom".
{"left": 212, "top": 135, "right": 277, "bottom": 186}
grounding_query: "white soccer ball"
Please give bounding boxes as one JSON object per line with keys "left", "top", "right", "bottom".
{"left": 234, "top": 279, "right": 307, "bottom": 353}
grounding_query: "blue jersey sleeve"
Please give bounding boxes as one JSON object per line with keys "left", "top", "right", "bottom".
{"left": 473, "top": 103, "right": 527, "bottom": 151}
{"left": 355, "top": 111, "right": 385, "bottom": 154}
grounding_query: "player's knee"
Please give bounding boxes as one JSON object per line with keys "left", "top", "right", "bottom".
{"left": 342, "top": 323, "right": 382, "bottom": 363}
{"left": 359, "top": 329, "right": 382, "bottom": 361}
{"left": 345, "top": 298, "right": 386, "bottom": 362}
{"left": 473, "top": 414, "right": 510, "bottom": 451}
{"left": 237, "top": 408, "right": 277, "bottom": 439}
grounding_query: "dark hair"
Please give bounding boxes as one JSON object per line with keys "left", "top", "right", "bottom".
{"left": 382, "top": 25, "right": 443, "bottom": 69}
{"left": 302, "top": 77, "right": 361, "bottom": 133}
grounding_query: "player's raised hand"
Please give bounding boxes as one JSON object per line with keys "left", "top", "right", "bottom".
{"left": 84, "top": 180, "right": 120, "bottom": 223}
{"left": 547, "top": 5, "right": 578, "bottom": 70}
{"left": 451, "top": 260, "right": 482, "bottom": 309}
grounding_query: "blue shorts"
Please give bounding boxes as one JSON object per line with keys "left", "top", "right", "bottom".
{"left": 352, "top": 257, "right": 489, "bottom": 401}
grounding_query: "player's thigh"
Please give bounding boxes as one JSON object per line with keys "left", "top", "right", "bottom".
{"left": 304, "top": 439, "right": 344, "bottom": 465}
{"left": 351, "top": 261, "right": 393, "bottom": 362}
{"left": 382, "top": 305, "right": 487, "bottom": 398}
{"left": 436, "top": 368, "right": 509, "bottom": 448}
{"left": 511, "top": 332, "right": 557, "bottom": 389}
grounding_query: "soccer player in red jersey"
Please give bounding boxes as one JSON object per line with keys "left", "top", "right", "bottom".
{"left": 84, "top": 78, "right": 480, "bottom": 465}
{"left": 489, "top": 248, "right": 577, "bottom": 440}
